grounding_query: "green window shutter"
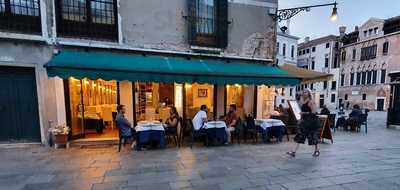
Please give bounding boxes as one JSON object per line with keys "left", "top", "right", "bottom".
{"left": 217, "top": 0, "right": 228, "bottom": 48}
{"left": 187, "top": 0, "right": 197, "bottom": 46}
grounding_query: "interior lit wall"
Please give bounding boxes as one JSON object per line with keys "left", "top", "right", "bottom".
{"left": 119, "top": 81, "right": 134, "bottom": 123}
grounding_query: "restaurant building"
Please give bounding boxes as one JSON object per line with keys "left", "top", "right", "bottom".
{"left": 0, "top": 0, "right": 300, "bottom": 144}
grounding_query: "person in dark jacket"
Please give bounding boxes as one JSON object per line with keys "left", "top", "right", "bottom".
{"left": 320, "top": 105, "right": 330, "bottom": 115}
{"left": 346, "top": 104, "right": 362, "bottom": 131}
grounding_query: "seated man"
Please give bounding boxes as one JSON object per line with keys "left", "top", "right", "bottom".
{"left": 225, "top": 104, "right": 239, "bottom": 144}
{"left": 346, "top": 104, "right": 362, "bottom": 131}
{"left": 192, "top": 105, "right": 208, "bottom": 131}
{"left": 116, "top": 105, "right": 135, "bottom": 149}
{"left": 320, "top": 105, "right": 330, "bottom": 115}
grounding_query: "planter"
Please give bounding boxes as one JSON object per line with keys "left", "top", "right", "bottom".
{"left": 53, "top": 134, "right": 69, "bottom": 148}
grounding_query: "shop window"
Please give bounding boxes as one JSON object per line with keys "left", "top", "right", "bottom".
{"left": 356, "top": 72, "right": 361, "bottom": 85}
{"left": 188, "top": 0, "right": 228, "bottom": 48}
{"left": 226, "top": 84, "right": 244, "bottom": 117}
{"left": 185, "top": 83, "right": 214, "bottom": 119}
{"left": 0, "top": 0, "right": 41, "bottom": 34}
{"left": 257, "top": 86, "right": 275, "bottom": 119}
{"left": 381, "top": 69, "right": 386, "bottom": 83}
{"left": 67, "top": 78, "right": 118, "bottom": 139}
{"left": 325, "top": 58, "right": 329, "bottom": 68}
{"left": 135, "top": 82, "right": 176, "bottom": 122}
{"left": 291, "top": 45, "right": 295, "bottom": 58}
{"left": 55, "top": 0, "right": 118, "bottom": 41}
{"left": 372, "top": 70, "right": 377, "bottom": 84}
{"left": 382, "top": 42, "right": 389, "bottom": 55}
{"left": 331, "top": 94, "right": 336, "bottom": 103}
{"left": 331, "top": 81, "right": 336, "bottom": 90}
{"left": 350, "top": 73, "right": 354, "bottom": 86}
{"left": 282, "top": 43, "right": 286, "bottom": 56}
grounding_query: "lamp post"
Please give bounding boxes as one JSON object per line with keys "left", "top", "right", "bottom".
{"left": 274, "top": 1, "right": 338, "bottom": 22}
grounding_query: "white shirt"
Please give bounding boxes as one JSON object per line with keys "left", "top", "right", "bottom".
{"left": 192, "top": 110, "right": 207, "bottom": 130}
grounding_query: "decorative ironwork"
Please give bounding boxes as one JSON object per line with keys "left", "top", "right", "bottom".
{"left": 0, "top": 0, "right": 41, "bottom": 34}
{"left": 275, "top": 2, "right": 337, "bottom": 22}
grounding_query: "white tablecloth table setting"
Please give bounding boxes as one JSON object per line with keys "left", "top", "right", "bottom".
{"left": 135, "top": 121, "right": 165, "bottom": 132}
{"left": 204, "top": 120, "right": 227, "bottom": 129}
{"left": 254, "top": 119, "right": 286, "bottom": 130}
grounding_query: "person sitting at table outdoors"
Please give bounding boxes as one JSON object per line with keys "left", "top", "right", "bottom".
{"left": 225, "top": 104, "right": 239, "bottom": 144}
{"left": 320, "top": 105, "right": 330, "bottom": 115}
{"left": 346, "top": 104, "right": 362, "bottom": 131}
{"left": 287, "top": 89, "right": 321, "bottom": 158}
{"left": 192, "top": 105, "right": 208, "bottom": 131}
{"left": 165, "top": 106, "right": 179, "bottom": 135}
{"left": 116, "top": 105, "right": 135, "bottom": 149}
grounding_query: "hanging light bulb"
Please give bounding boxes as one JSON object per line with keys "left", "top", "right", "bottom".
{"left": 330, "top": 2, "right": 338, "bottom": 22}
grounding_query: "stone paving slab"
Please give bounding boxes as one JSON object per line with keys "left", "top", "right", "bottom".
{"left": 1, "top": 112, "right": 400, "bottom": 190}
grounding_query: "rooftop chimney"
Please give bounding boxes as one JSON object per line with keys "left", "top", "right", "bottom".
{"left": 305, "top": 37, "right": 310, "bottom": 43}
{"left": 339, "top": 26, "right": 346, "bottom": 37}
{"left": 354, "top": 26, "right": 359, "bottom": 32}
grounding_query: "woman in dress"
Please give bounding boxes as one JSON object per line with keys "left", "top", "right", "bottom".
{"left": 287, "top": 89, "right": 321, "bottom": 157}
{"left": 165, "top": 106, "right": 179, "bottom": 134}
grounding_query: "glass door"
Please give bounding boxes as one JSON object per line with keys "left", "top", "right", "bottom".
{"left": 68, "top": 78, "right": 85, "bottom": 138}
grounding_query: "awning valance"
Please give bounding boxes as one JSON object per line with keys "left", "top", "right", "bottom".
{"left": 45, "top": 50, "right": 301, "bottom": 85}
{"left": 280, "top": 64, "right": 333, "bottom": 84}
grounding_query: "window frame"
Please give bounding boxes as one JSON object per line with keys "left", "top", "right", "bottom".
{"left": 381, "top": 69, "right": 386, "bottom": 84}
{"left": 382, "top": 41, "right": 389, "bottom": 55}
{"left": 55, "top": 0, "right": 119, "bottom": 41}
{"left": 0, "top": 0, "right": 42, "bottom": 34}
{"left": 331, "top": 81, "right": 337, "bottom": 90}
{"left": 188, "top": 0, "right": 228, "bottom": 48}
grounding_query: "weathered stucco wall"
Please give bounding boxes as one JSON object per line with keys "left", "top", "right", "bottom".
{"left": 119, "top": 0, "right": 277, "bottom": 59}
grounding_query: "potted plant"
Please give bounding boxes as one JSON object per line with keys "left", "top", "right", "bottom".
{"left": 48, "top": 124, "right": 70, "bottom": 148}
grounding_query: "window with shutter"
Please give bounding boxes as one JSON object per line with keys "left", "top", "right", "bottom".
{"left": 55, "top": 0, "right": 118, "bottom": 41}
{"left": 0, "top": 0, "right": 41, "bottom": 34}
{"left": 188, "top": 0, "right": 228, "bottom": 48}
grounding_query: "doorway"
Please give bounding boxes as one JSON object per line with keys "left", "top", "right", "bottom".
{"left": 376, "top": 98, "right": 385, "bottom": 111}
{"left": 0, "top": 67, "right": 41, "bottom": 142}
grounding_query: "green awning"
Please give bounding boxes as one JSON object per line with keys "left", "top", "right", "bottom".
{"left": 45, "top": 50, "right": 301, "bottom": 85}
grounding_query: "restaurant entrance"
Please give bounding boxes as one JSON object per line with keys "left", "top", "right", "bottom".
{"left": 66, "top": 78, "right": 118, "bottom": 140}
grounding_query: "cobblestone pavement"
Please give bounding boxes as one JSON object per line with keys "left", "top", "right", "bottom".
{"left": 1, "top": 111, "right": 400, "bottom": 190}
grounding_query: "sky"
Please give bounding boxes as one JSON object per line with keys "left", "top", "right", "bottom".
{"left": 279, "top": 0, "right": 400, "bottom": 42}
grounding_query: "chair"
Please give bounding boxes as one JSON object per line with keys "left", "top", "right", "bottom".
{"left": 165, "top": 118, "right": 180, "bottom": 147}
{"left": 230, "top": 118, "right": 243, "bottom": 144}
{"left": 359, "top": 113, "right": 368, "bottom": 133}
{"left": 117, "top": 121, "right": 134, "bottom": 152}
{"left": 328, "top": 114, "right": 336, "bottom": 132}
{"left": 188, "top": 119, "right": 208, "bottom": 148}
{"left": 243, "top": 115, "right": 258, "bottom": 143}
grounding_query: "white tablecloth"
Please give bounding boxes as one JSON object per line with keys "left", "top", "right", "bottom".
{"left": 135, "top": 121, "right": 165, "bottom": 132}
{"left": 204, "top": 121, "right": 227, "bottom": 129}
{"left": 255, "top": 119, "right": 285, "bottom": 130}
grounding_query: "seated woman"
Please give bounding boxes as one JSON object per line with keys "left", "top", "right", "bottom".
{"left": 165, "top": 106, "right": 179, "bottom": 135}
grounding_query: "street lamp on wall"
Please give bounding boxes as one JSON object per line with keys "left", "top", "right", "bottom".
{"left": 271, "top": 1, "right": 338, "bottom": 22}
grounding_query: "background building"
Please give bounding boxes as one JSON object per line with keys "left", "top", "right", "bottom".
{"left": 339, "top": 17, "right": 400, "bottom": 111}
{"left": 275, "top": 26, "right": 300, "bottom": 107}
{"left": 297, "top": 35, "right": 341, "bottom": 110}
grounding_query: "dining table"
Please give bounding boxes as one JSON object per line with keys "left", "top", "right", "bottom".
{"left": 135, "top": 121, "right": 166, "bottom": 150}
{"left": 204, "top": 121, "right": 228, "bottom": 145}
{"left": 254, "top": 119, "right": 286, "bottom": 142}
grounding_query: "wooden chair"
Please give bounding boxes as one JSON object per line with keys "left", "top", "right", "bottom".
{"left": 117, "top": 121, "right": 134, "bottom": 152}
{"left": 230, "top": 118, "right": 243, "bottom": 144}
{"left": 188, "top": 119, "right": 208, "bottom": 148}
{"left": 243, "top": 115, "right": 258, "bottom": 143}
